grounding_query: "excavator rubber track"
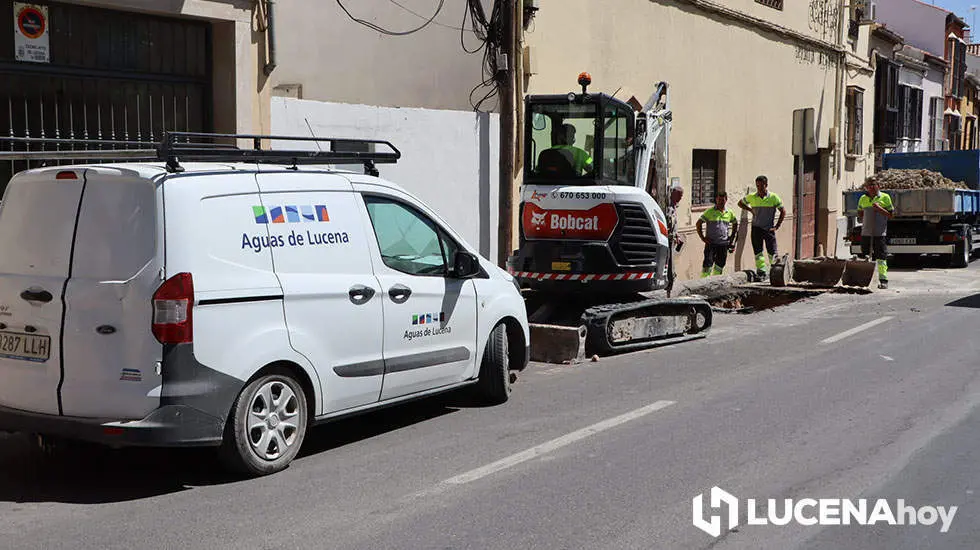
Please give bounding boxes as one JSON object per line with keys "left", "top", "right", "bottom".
{"left": 582, "top": 297, "right": 713, "bottom": 355}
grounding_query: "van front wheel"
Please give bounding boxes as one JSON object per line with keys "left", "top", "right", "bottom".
{"left": 474, "top": 323, "right": 511, "bottom": 405}
{"left": 221, "top": 370, "right": 308, "bottom": 476}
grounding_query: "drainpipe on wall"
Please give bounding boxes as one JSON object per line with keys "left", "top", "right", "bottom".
{"left": 831, "top": 0, "right": 846, "bottom": 256}
{"left": 263, "top": 0, "right": 277, "bottom": 76}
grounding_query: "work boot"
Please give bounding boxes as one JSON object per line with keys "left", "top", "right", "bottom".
{"left": 878, "top": 279, "right": 888, "bottom": 290}
{"left": 756, "top": 269, "right": 767, "bottom": 281}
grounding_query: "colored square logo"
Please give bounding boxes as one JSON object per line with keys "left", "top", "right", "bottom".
{"left": 316, "top": 205, "right": 330, "bottom": 222}
{"left": 270, "top": 207, "right": 285, "bottom": 223}
{"left": 301, "top": 205, "right": 316, "bottom": 222}
{"left": 426, "top": 314, "right": 432, "bottom": 324}
{"left": 439, "top": 312, "right": 445, "bottom": 322}
{"left": 412, "top": 315, "right": 418, "bottom": 325}
{"left": 253, "top": 206, "right": 268, "bottom": 224}
{"left": 285, "top": 205, "right": 300, "bottom": 223}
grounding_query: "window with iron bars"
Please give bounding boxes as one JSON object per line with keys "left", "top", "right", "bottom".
{"left": 755, "top": 0, "right": 783, "bottom": 9}
{"left": 691, "top": 149, "right": 722, "bottom": 207}
{"left": 845, "top": 87, "right": 864, "bottom": 155}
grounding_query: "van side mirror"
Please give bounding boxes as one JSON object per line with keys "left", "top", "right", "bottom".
{"left": 452, "top": 251, "right": 480, "bottom": 279}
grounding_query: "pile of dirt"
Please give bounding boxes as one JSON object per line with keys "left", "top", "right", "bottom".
{"left": 857, "top": 169, "right": 969, "bottom": 190}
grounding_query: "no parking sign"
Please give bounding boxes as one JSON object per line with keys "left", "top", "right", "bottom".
{"left": 13, "top": 3, "right": 49, "bottom": 63}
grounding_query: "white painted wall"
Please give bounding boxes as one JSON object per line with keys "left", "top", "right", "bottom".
{"left": 923, "top": 64, "right": 946, "bottom": 150}
{"left": 874, "top": 0, "right": 948, "bottom": 57}
{"left": 271, "top": 98, "right": 500, "bottom": 259}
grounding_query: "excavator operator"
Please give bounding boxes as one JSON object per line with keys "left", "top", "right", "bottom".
{"left": 538, "top": 123, "right": 594, "bottom": 177}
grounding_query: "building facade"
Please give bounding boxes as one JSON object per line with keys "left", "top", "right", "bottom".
{"left": 896, "top": 45, "right": 947, "bottom": 153}
{"left": 525, "top": 0, "right": 849, "bottom": 279}
{"left": 943, "top": 13, "right": 969, "bottom": 150}
{"left": 0, "top": 0, "right": 502, "bottom": 256}
{"left": 870, "top": 25, "right": 906, "bottom": 168}
{"left": 841, "top": 17, "right": 875, "bottom": 195}
{"left": 872, "top": 0, "right": 970, "bottom": 152}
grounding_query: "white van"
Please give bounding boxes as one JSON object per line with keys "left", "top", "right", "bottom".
{"left": 0, "top": 135, "right": 529, "bottom": 476}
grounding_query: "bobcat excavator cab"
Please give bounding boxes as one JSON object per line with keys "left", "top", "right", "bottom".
{"left": 508, "top": 74, "right": 712, "bottom": 356}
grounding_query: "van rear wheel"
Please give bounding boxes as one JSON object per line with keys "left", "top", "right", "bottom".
{"left": 221, "top": 369, "right": 308, "bottom": 476}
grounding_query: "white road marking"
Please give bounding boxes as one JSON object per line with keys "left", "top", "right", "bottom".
{"left": 821, "top": 316, "right": 893, "bottom": 344}
{"left": 438, "top": 400, "right": 675, "bottom": 487}
{"left": 880, "top": 355, "right": 894, "bottom": 361}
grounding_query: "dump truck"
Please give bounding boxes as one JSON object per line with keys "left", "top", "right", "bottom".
{"left": 843, "top": 151, "right": 980, "bottom": 268}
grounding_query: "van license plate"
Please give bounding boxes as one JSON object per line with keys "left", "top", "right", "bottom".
{"left": 0, "top": 331, "right": 51, "bottom": 362}
{"left": 551, "top": 261, "right": 572, "bottom": 271}
{"left": 890, "top": 238, "right": 916, "bottom": 245}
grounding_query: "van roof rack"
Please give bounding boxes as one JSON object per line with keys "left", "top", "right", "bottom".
{"left": 0, "top": 132, "right": 401, "bottom": 176}
{"left": 158, "top": 132, "right": 401, "bottom": 175}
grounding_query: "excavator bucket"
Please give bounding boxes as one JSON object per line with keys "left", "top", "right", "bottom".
{"left": 841, "top": 259, "right": 876, "bottom": 287}
{"left": 789, "top": 257, "right": 846, "bottom": 287}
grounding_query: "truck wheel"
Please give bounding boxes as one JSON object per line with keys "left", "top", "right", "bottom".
{"left": 951, "top": 232, "right": 971, "bottom": 268}
{"left": 474, "top": 323, "right": 511, "bottom": 405}
{"left": 221, "top": 369, "right": 308, "bottom": 476}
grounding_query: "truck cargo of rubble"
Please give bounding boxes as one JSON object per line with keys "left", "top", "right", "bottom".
{"left": 871, "top": 150, "right": 980, "bottom": 190}
{"left": 860, "top": 168, "right": 969, "bottom": 190}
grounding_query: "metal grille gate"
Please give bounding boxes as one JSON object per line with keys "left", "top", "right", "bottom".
{"left": 0, "top": 0, "right": 211, "bottom": 193}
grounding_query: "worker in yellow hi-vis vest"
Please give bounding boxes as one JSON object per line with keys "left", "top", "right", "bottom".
{"left": 857, "top": 180, "right": 894, "bottom": 289}
{"left": 737, "top": 175, "right": 786, "bottom": 280}
{"left": 542, "top": 123, "right": 594, "bottom": 176}
{"left": 696, "top": 191, "right": 738, "bottom": 277}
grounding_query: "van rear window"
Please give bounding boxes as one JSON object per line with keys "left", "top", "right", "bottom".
{"left": 0, "top": 178, "right": 82, "bottom": 276}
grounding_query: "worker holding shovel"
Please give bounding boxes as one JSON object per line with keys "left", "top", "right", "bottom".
{"left": 857, "top": 180, "right": 894, "bottom": 289}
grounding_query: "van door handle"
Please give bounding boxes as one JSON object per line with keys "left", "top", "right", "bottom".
{"left": 20, "top": 289, "right": 53, "bottom": 303}
{"left": 348, "top": 285, "right": 376, "bottom": 304}
{"left": 388, "top": 284, "right": 412, "bottom": 303}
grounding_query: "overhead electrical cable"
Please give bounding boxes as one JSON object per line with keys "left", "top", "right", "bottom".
{"left": 336, "top": 0, "right": 447, "bottom": 36}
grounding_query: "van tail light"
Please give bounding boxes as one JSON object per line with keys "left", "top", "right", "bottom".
{"left": 56, "top": 171, "right": 78, "bottom": 180}
{"left": 941, "top": 233, "right": 962, "bottom": 243}
{"left": 152, "top": 272, "right": 194, "bottom": 344}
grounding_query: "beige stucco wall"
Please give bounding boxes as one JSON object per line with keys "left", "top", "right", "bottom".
{"left": 527, "top": 0, "right": 846, "bottom": 280}
{"left": 268, "top": 0, "right": 490, "bottom": 112}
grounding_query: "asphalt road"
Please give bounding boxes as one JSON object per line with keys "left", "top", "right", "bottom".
{"left": 0, "top": 259, "right": 978, "bottom": 550}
